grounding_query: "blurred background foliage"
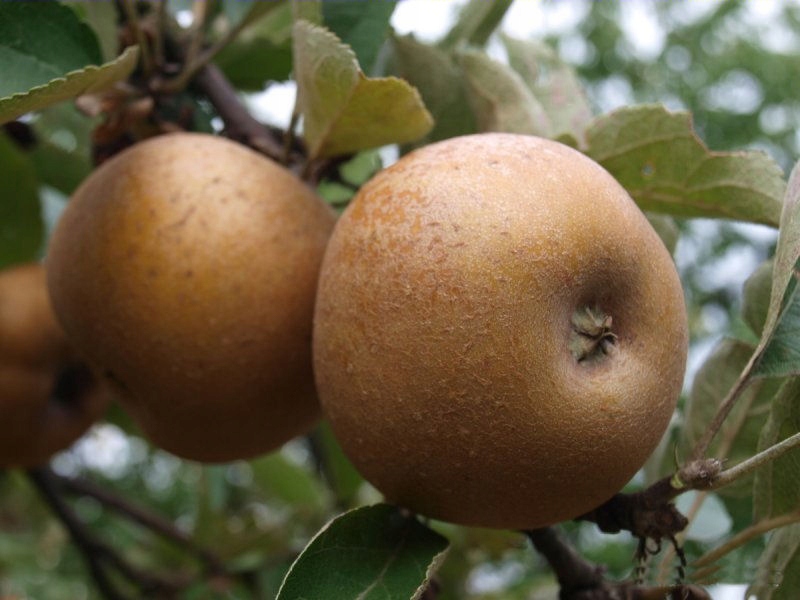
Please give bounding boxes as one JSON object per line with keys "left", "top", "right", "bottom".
{"left": 2, "top": 1, "right": 798, "bottom": 598}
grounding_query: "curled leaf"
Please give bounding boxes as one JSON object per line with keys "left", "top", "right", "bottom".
{"left": 293, "top": 21, "right": 433, "bottom": 159}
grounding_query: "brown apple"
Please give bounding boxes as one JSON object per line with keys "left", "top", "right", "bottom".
{"left": 313, "top": 133, "right": 689, "bottom": 529}
{"left": 0, "top": 263, "right": 109, "bottom": 467}
{"left": 46, "top": 133, "right": 336, "bottom": 462}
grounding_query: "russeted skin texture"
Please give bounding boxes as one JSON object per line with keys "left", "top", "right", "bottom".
{"left": 313, "top": 133, "right": 689, "bottom": 529}
{"left": 47, "top": 133, "right": 336, "bottom": 462}
{"left": 0, "top": 263, "right": 109, "bottom": 467}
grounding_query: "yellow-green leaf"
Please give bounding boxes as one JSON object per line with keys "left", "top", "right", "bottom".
{"left": 458, "top": 49, "right": 551, "bottom": 137}
{"left": 502, "top": 35, "right": 593, "bottom": 144}
{"left": 755, "top": 160, "right": 800, "bottom": 367}
{"left": 748, "top": 523, "right": 800, "bottom": 600}
{"left": 0, "top": 133, "right": 43, "bottom": 269}
{"left": 292, "top": 21, "right": 433, "bottom": 159}
{"left": 390, "top": 34, "right": 476, "bottom": 144}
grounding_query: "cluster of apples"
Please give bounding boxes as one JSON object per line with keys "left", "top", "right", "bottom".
{"left": 2, "top": 132, "right": 687, "bottom": 529}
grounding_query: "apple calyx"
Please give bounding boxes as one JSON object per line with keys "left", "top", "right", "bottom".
{"left": 570, "top": 306, "right": 618, "bottom": 363}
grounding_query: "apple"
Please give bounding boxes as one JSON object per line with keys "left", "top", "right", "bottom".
{"left": 46, "top": 133, "right": 336, "bottom": 462}
{"left": 313, "top": 133, "right": 688, "bottom": 529}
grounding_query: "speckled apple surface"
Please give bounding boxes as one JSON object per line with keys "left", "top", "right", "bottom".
{"left": 313, "top": 133, "right": 688, "bottom": 529}
{"left": 46, "top": 134, "right": 336, "bottom": 462}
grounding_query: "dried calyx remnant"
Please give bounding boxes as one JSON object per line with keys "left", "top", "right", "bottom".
{"left": 570, "top": 306, "right": 618, "bottom": 363}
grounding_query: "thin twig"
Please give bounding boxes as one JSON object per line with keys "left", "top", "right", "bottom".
{"left": 28, "top": 467, "right": 129, "bottom": 600}
{"left": 703, "top": 432, "right": 800, "bottom": 491}
{"left": 121, "top": 0, "right": 154, "bottom": 76}
{"left": 690, "top": 350, "right": 759, "bottom": 461}
{"left": 579, "top": 475, "right": 688, "bottom": 540}
{"left": 523, "top": 527, "right": 711, "bottom": 599}
{"left": 161, "top": 9, "right": 256, "bottom": 94}
{"left": 655, "top": 429, "right": 800, "bottom": 581}
{"left": 56, "top": 473, "right": 225, "bottom": 574}
{"left": 28, "top": 467, "right": 185, "bottom": 598}
{"left": 693, "top": 509, "right": 800, "bottom": 570}
{"left": 151, "top": 0, "right": 168, "bottom": 69}
{"left": 182, "top": 0, "right": 209, "bottom": 73}
{"left": 193, "top": 63, "right": 285, "bottom": 160}
{"left": 656, "top": 490, "right": 707, "bottom": 585}
{"left": 283, "top": 111, "right": 300, "bottom": 165}
{"left": 524, "top": 527, "right": 604, "bottom": 594}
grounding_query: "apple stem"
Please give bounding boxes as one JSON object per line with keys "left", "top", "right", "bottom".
{"left": 569, "top": 306, "right": 618, "bottom": 363}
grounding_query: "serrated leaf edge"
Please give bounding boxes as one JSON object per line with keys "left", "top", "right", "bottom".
{"left": 0, "top": 45, "right": 140, "bottom": 124}
{"left": 411, "top": 543, "right": 449, "bottom": 600}
{"left": 585, "top": 104, "right": 785, "bottom": 227}
{"left": 276, "top": 504, "right": 449, "bottom": 600}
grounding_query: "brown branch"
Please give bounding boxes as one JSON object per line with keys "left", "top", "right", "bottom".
{"left": 55, "top": 473, "right": 225, "bottom": 576}
{"left": 27, "top": 467, "right": 179, "bottom": 599}
{"left": 578, "top": 476, "right": 688, "bottom": 542}
{"left": 192, "top": 64, "right": 287, "bottom": 162}
{"left": 28, "top": 467, "right": 125, "bottom": 600}
{"left": 525, "top": 527, "right": 604, "bottom": 595}
{"left": 120, "top": 0, "right": 154, "bottom": 76}
{"left": 523, "top": 527, "right": 711, "bottom": 600}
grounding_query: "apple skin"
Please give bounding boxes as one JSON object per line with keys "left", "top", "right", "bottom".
{"left": 46, "top": 133, "right": 336, "bottom": 463}
{"left": 313, "top": 133, "right": 689, "bottom": 529}
{"left": 0, "top": 263, "right": 109, "bottom": 468}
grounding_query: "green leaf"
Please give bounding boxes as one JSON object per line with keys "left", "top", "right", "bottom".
{"left": 0, "top": 1, "right": 102, "bottom": 97}
{"left": 584, "top": 105, "right": 785, "bottom": 227}
{"left": 66, "top": 1, "right": 119, "bottom": 63}
{"left": 292, "top": 20, "right": 433, "bottom": 159}
{"left": 748, "top": 523, "right": 800, "bottom": 600}
{"left": 251, "top": 450, "right": 331, "bottom": 511}
{"left": 340, "top": 150, "right": 382, "bottom": 187}
{"left": 502, "top": 35, "right": 594, "bottom": 144}
{"left": 318, "top": 180, "right": 356, "bottom": 207}
{"left": 753, "top": 161, "right": 800, "bottom": 376}
{"left": 645, "top": 213, "right": 680, "bottom": 256}
{"left": 680, "top": 338, "right": 781, "bottom": 497}
{"left": 191, "top": 464, "right": 230, "bottom": 546}
{"left": 458, "top": 49, "right": 551, "bottom": 137}
{"left": 29, "top": 103, "right": 95, "bottom": 195}
{"left": 753, "top": 377, "right": 800, "bottom": 520}
{"left": 440, "top": 0, "right": 514, "bottom": 49}
{"left": 30, "top": 141, "right": 90, "bottom": 197}
{"left": 312, "top": 421, "right": 365, "bottom": 506}
{"left": 214, "top": 4, "right": 294, "bottom": 90}
{"left": 276, "top": 504, "right": 449, "bottom": 600}
{"left": 0, "top": 132, "right": 43, "bottom": 269}
{"left": 743, "top": 260, "right": 775, "bottom": 338}
{"left": 0, "top": 45, "right": 139, "bottom": 125}
{"left": 389, "top": 34, "right": 476, "bottom": 144}
{"left": 756, "top": 273, "right": 800, "bottom": 378}
{"left": 322, "top": 0, "right": 398, "bottom": 74}
{"left": 292, "top": 1, "right": 322, "bottom": 25}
